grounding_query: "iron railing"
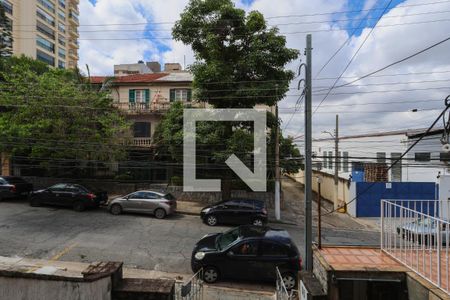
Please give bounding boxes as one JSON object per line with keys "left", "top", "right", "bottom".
{"left": 175, "top": 269, "right": 203, "bottom": 300}
{"left": 381, "top": 199, "right": 450, "bottom": 295}
{"left": 276, "top": 267, "right": 298, "bottom": 300}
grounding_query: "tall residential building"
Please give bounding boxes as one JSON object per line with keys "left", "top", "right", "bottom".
{"left": 1, "top": 0, "right": 79, "bottom": 69}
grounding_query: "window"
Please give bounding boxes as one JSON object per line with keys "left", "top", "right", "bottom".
{"left": 129, "top": 89, "right": 149, "bottom": 103}
{"left": 328, "top": 151, "right": 333, "bottom": 169}
{"left": 377, "top": 152, "right": 386, "bottom": 164}
{"left": 49, "top": 183, "right": 67, "bottom": 191}
{"left": 58, "top": 34, "right": 65, "bottom": 46}
{"left": 262, "top": 242, "right": 288, "bottom": 257}
{"left": 58, "top": 60, "right": 65, "bottom": 69}
{"left": 233, "top": 241, "right": 259, "bottom": 256}
{"left": 36, "top": 50, "right": 55, "bottom": 66}
{"left": 58, "top": 8, "right": 65, "bottom": 21}
{"left": 36, "top": 36, "right": 55, "bottom": 53}
{"left": 143, "top": 192, "right": 159, "bottom": 199}
{"left": 415, "top": 152, "right": 431, "bottom": 162}
{"left": 58, "top": 22, "right": 65, "bottom": 33}
{"left": 70, "top": 10, "right": 79, "bottom": 22}
{"left": 36, "top": 7, "right": 55, "bottom": 26}
{"left": 440, "top": 152, "right": 450, "bottom": 162}
{"left": 391, "top": 153, "right": 402, "bottom": 182}
{"left": 1, "top": 0, "right": 13, "bottom": 15}
{"left": 0, "top": 178, "right": 7, "bottom": 185}
{"left": 222, "top": 201, "right": 241, "bottom": 210}
{"left": 37, "top": 0, "right": 55, "bottom": 13}
{"left": 237, "top": 200, "right": 254, "bottom": 210}
{"left": 37, "top": 21, "right": 55, "bottom": 39}
{"left": 58, "top": 0, "right": 65, "bottom": 8}
{"left": 58, "top": 47, "right": 65, "bottom": 59}
{"left": 133, "top": 122, "right": 151, "bottom": 138}
{"left": 128, "top": 192, "right": 146, "bottom": 199}
{"left": 343, "top": 152, "right": 349, "bottom": 172}
{"left": 170, "top": 89, "right": 192, "bottom": 102}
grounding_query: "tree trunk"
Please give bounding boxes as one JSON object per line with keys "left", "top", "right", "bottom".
{"left": 1, "top": 152, "right": 11, "bottom": 176}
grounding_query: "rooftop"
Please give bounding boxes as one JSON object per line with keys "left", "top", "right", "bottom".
{"left": 89, "top": 72, "right": 192, "bottom": 85}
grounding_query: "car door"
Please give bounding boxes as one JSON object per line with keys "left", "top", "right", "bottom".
{"left": 258, "top": 241, "right": 292, "bottom": 281}
{"left": 0, "top": 178, "right": 8, "bottom": 198}
{"left": 124, "top": 192, "right": 146, "bottom": 212}
{"left": 235, "top": 200, "right": 256, "bottom": 224}
{"left": 140, "top": 192, "right": 160, "bottom": 213}
{"left": 221, "top": 240, "right": 262, "bottom": 280}
{"left": 221, "top": 200, "right": 242, "bottom": 224}
{"left": 45, "top": 184, "right": 67, "bottom": 205}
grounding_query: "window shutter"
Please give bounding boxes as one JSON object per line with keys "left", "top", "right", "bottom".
{"left": 187, "top": 89, "right": 192, "bottom": 102}
{"left": 129, "top": 89, "right": 136, "bottom": 103}
{"left": 170, "top": 89, "right": 176, "bottom": 102}
{"left": 144, "top": 89, "right": 150, "bottom": 103}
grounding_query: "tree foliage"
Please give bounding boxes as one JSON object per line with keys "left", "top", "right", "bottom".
{"left": 0, "top": 56, "right": 131, "bottom": 174}
{"left": 161, "top": 0, "right": 301, "bottom": 192}
{"left": 0, "top": 6, "right": 13, "bottom": 57}
{"left": 173, "top": 0, "right": 299, "bottom": 108}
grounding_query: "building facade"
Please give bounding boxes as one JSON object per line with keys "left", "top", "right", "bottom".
{"left": 1, "top": 0, "right": 79, "bottom": 68}
{"left": 314, "top": 128, "right": 450, "bottom": 183}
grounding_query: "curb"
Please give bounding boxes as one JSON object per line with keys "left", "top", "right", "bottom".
{"left": 176, "top": 210, "right": 200, "bottom": 216}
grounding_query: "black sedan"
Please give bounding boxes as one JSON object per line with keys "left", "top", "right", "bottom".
{"left": 30, "top": 183, "right": 108, "bottom": 211}
{"left": 191, "top": 225, "right": 301, "bottom": 289}
{"left": 0, "top": 176, "right": 33, "bottom": 201}
{"left": 200, "top": 198, "right": 268, "bottom": 226}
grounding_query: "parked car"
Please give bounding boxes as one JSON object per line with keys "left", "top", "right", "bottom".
{"left": 191, "top": 225, "right": 301, "bottom": 289}
{"left": 30, "top": 183, "right": 108, "bottom": 211}
{"left": 397, "top": 217, "right": 448, "bottom": 245}
{"left": 200, "top": 198, "right": 268, "bottom": 226}
{"left": 0, "top": 176, "right": 33, "bottom": 201}
{"left": 108, "top": 190, "right": 176, "bottom": 219}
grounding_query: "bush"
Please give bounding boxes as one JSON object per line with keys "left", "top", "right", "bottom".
{"left": 170, "top": 176, "right": 183, "bottom": 186}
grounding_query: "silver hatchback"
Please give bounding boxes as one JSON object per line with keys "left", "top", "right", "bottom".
{"left": 108, "top": 190, "right": 176, "bottom": 219}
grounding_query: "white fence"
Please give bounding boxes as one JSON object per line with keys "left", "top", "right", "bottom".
{"left": 275, "top": 267, "right": 298, "bottom": 300}
{"left": 381, "top": 199, "right": 450, "bottom": 295}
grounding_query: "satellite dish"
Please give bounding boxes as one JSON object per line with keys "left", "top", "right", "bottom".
{"left": 442, "top": 144, "right": 450, "bottom": 153}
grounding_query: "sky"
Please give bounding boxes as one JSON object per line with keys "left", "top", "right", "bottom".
{"left": 78, "top": 0, "right": 450, "bottom": 147}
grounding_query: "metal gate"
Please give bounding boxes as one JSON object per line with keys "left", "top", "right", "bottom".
{"left": 276, "top": 267, "right": 298, "bottom": 300}
{"left": 176, "top": 269, "right": 204, "bottom": 300}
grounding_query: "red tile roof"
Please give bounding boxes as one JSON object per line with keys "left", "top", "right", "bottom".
{"left": 114, "top": 73, "right": 169, "bottom": 83}
{"left": 89, "top": 76, "right": 107, "bottom": 84}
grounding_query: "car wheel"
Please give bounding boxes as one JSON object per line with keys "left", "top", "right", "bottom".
{"left": 252, "top": 218, "right": 264, "bottom": 226}
{"left": 154, "top": 208, "right": 167, "bottom": 219}
{"left": 73, "top": 201, "right": 86, "bottom": 212}
{"left": 30, "top": 198, "right": 41, "bottom": 207}
{"left": 206, "top": 215, "right": 218, "bottom": 226}
{"left": 281, "top": 272, "right": 297, "bottom": 290}
{"left": 203, "top": 266, "right": 219, "bottom": 283}
{"left": 110, "top": 204, "right": 122, "bottom": 215}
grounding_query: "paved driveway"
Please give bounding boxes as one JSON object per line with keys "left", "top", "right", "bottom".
{"left": 0, "top": 199, "right": 379, "bottom": 274}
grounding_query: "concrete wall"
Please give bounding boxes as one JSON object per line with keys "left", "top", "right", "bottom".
{"left": 0, "top": 276, "right": 111, "bottom": 300}
{"left": 291, "top": 170, "right": 350, "bottom": 208}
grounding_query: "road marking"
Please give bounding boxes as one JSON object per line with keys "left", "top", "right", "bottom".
{"left": 50, "top": 242, "right": 78, "bottom": 261}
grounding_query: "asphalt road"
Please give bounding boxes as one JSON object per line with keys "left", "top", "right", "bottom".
{"left": 0, "top": 199, "right": 379, "bottom": 274}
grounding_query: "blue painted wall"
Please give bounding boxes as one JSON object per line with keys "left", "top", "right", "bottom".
{"left": 355, "top": 182, "right": 438, "bottom": 217}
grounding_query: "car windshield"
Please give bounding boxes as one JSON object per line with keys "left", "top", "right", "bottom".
{"left": 216, "top": 227, "right": 240, "bottom": 251}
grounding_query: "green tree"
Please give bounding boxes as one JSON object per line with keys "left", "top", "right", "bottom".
{"left": 173, "top": 0, "right": 298, "bottom": 108}
{"left": 0, "top": 5, "right": 13, "bottom": 57}
{"left": 166, "top": 0, "right": 299, "bottom": 197}
{"left": 0, "top": 56, "right": 131, "bottom": 176}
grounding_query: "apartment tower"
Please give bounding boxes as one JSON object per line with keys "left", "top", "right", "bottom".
{"left": 1, "top": 0, "right": 79, "bottom": 69}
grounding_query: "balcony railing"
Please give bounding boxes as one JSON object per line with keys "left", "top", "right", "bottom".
{"left": 1, "top": 0, "right": 13, "bottom": 15}
{"left": 115, "top": 102, "right": 173, "bottom": 113}
{"left": 381, "top": 199, "right": 450, "bottom": 296}
{"left": 132, "top": 137, "right": 153, "bottom": 148}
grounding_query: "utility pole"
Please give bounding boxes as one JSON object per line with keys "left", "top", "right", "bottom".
{"left": 317, "top": 176, "right": 322, "bottom": 249}
{"left": 275, "top": 87, "right": 281, "bottom": 220}
{"left": 334, "top": 114, "right": 339, "bottom": 210}
{"left": 304, "top": 34, "right": 313, "bottom": 271}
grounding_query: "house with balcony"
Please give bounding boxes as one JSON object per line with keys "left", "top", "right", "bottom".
{"left": 91, "top": 68, "right": 202, "bottom": 150}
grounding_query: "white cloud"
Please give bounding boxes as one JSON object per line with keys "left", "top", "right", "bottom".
{"left": 79, "top": 0, "right": 450, "bottom": 139}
